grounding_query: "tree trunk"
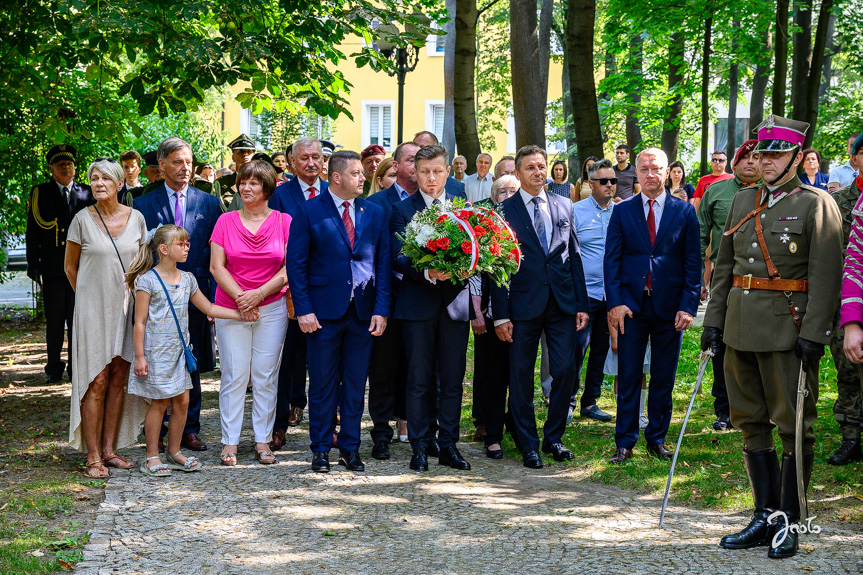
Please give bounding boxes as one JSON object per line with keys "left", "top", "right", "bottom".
{"left": 566, "top": 0, "right": 604, "bottom": 162}
{"left": 625, "top": 33, "right": 643, "bottom": 162}
{"left": 555, "top": 21, "right": 578, "bottom": 177}
{"left": 538, "top": 0, "right": 554, "bottom": 105}
{"left": 750, "top": 24, "right": 771, "bottom": 130}
{"left": 453, "top": 0, "right": 481, "bottom": 164}
{"left": 790, "top": 0, "right": 812, "bottom": 122}
{"left": 700, "top": 2, "right": 713, "bottom": 176}
{"left": 726, "top": 20, "right": 739, "bottom": 171}
{"left": 804, "top": 0, "right": 835, "bottom": 149}
{"left": 818, "top": 13, "right": 836, "bottom": 103}
{"left": 510, "top": 0, "right": 545, "bottom": 148}
{"left": 772, "top": 0, "right": 789, "bottom": 116}
{"left": 661, "top": 31, "right": 685, "bottom": 162}
{"left": 442, "top": 0, "right": 457, "bottom": 159}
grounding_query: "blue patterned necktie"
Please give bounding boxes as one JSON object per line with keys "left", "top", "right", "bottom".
{"left": 532, "top": 196, "right": 549, "bottom": 254}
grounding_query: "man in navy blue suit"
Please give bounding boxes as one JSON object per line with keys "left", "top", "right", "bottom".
{"left": 133, "top": 137, "right": 222, "bottom": 451}
{"left": 286, "top": 150, "right": 391, "bottom": 473}
{"left": 364, "top": 141, "right": 419, "bottom": 459}
{"left": 391, "top": 144, "right": 473, "bottom": 472}
{"left": 267, "top": 137, "right": 329, "bottom": 451}
{"left": 604, "top": 147, "right": 701, "bottom": 464}
{"left": 412, "top": 131, "right": 466, "bottom": 199}
{"left": 491, "top": 145, "right": 590, "bottom": 469}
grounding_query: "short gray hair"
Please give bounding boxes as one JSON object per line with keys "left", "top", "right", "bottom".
{"left": 157, "top": 137, "right": 192, "bottom": 162}
{"left": 292, "top": 137, "right": 321, "bottom": 155}
{"left": 87, "top": 159, "right": 124, "bottom": 189}
{"left": 635, "top": 147, "right": 669, "bottom": 168}
{"left": 476, "top": 153, "right": 492, "bottom": 163}
{"left": 587, "top": 158, "right": 613, "bottom": 180}
{"left": 453, "top": 155, "right": 466, "bottom": 163}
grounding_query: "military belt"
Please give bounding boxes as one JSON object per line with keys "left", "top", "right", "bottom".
{"left": 732, "top": 275, "right": 808, "bottom": 292}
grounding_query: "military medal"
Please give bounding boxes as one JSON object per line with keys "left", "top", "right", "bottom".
{"left": 780, "top": 234, "right": 790, "bottom": 243}
{"left": 789, "top": 242, "right": 798, "bottom": 253}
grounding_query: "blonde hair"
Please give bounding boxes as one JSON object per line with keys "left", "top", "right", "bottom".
{"left": 125, "top": 224, "right": 189, "bottom": 290}
{"left": 370, "top": 157, "right": 395, "bottom": 195}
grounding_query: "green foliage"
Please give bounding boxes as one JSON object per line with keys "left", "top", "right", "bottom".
{"left": 251, "top": 108, "right": 334, "bottom": 154}
{"left": 475, "top": 0, "right": 512, "bottom": 151}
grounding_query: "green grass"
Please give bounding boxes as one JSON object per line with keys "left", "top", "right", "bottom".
{"left": 462, "top": 326, "right": 863, "bottom": 519}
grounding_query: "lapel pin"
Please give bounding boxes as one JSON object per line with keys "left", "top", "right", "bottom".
{"left": 360, "top": 207, "right": 364, "bottom": 211}
{"left": 553, "top": 201, "right": 557, "bottom": 206}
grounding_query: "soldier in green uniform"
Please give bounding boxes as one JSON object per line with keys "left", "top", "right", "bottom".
{"left": 828, "top": 133, "right": 863, "bottom": 465}
{"left": 213, "top": 134, "right": 256, "bottom": 210}
{"left": 126, "top": 151, "right": 163, "bottom": 199}
{"left": 697, "top": 138, "right": 762, "bottom": 432}
{"left": 702, "top": 115, "right": 843, "bottom": 559}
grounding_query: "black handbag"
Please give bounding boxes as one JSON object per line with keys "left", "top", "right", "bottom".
{"left": 152, "top": 269, "right": 198, "bottom": 373}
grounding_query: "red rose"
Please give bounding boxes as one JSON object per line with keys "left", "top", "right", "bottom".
{"left": 437, "top": 214, "right": 448, "bottom": 223}
{"left": 427, "top": 239, "right": 438, "bottom": 251}
{"left": 509, "top": 248, "right": 519, "bottom": 260}
{"left": 437, "top": 237, "right": 450, "bottom": 250}
{"left": 490, "top": 242, "right": 502, "bottom": 256}
{"left": 473, "top": 225, "right": 487, "bottom": 237}
{"left": 461, "top": 240, "right": 473, "bottom": 254}
{"left": 489, "top": 224, "right": 501, "bottom": 234}
{"left": 483, "top": 217, "right": 495, "bottom": 227}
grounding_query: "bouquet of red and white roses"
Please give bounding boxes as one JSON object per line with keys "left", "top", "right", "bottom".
{"left": 398, "top": 198, "right": 521, "bottom": 287}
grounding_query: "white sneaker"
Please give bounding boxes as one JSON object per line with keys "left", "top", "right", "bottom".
{"left": 639, "top": 413, "right": 649, "bottom": 430}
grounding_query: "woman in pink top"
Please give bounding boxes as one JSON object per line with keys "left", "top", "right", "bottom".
{"left": 842, "top": 179, "right": 863, "bottom": 359}
{"left": 210, "top": 160, "right": 290, "bottom": 466}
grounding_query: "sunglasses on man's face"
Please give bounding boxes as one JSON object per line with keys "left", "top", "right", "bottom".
{"left": 711, "top": 158, "right": 727, "bottom": 163}
{"left": 591, "top": 177, "right": 618, "bottom": 185}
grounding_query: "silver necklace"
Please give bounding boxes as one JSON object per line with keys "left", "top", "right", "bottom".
{"left": 243, "top": 208, "right": 269, "bottom": 222}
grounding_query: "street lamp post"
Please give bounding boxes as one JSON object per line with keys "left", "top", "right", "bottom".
{"left": 375, "top": 17, "right": 429, "bottom": 144}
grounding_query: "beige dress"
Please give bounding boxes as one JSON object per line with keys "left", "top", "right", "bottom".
{"left": 67, "top": 207, "right": 149, "bottom": 451}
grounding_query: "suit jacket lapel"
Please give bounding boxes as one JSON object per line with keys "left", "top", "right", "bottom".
{"left": 184, "top": 187, "right": 200, "bottom": 230}
{"left": 547, "top": 198, "right": 565, "bottom": 255}
{"left": 630, "top": 196, "right": 652, "bottom": 250}
{"left": 155, "top": 184, "right": 173, "bottom": 224}
{"left": 652, "top": 192, "right": 679, "bottom": 249}
{"left": 354, "top": 197, "right": 367, "bottom": 244}
{"left": 508, "top": 194, "right": 542, "bottom": 251}
{"left": 322, "top": 194, "right": 352, "bottom": 249}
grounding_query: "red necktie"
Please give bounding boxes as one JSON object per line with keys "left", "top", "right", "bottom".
{"left": 342, "top": 201, "right": 355, "bottom": 248}
{"left": 308, "top": 186, "right": 316, "bottom": 199}
{"left": 646, "top": 199, "right": 656, "bottom": 290}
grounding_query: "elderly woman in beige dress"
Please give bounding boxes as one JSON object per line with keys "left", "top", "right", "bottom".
{"left": 65, "top": 158, "right": 148, "bottom": 478}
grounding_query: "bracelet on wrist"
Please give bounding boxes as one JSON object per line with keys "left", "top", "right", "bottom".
{"left": 259, "top": 288, "right": 265, "bottom": 300}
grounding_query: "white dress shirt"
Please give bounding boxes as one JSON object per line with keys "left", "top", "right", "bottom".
{"left": 640, "top": 191, "right": 667, "bottom": 235}
{"left": 519, "top": 188, "right": 552, "bottom": 248}
{"left": 55, "top": 180, "right": 71, "bottom": 202}
{"left": 330, "top": 191, "right": 356, "bottom": 297}
{"left": 298, "top": 177, "right": 322, "bottom": 200}
{"left": 464, "top": 172, "right": 493, "bottom": 203}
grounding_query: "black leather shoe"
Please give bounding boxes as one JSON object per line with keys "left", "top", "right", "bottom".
{"left": 426, "top": 441, "right": 440, "bottom": 457}
{"left": 828, "top": 439, "right": 862, "bottom": 466}
{"left": 485, "top": 444, "right": 504, "bottom": 459}
{"left": 338, "top": 450, "right": 365, "bottom": 471}
{"left": 410, "top": 448, "right": 428, "bottom": 471}
{"left": 767, "top": 452, "right": 813, "bottom": 559}
{"left": 542, "top": 441, "right": 575, "bottom": 462}
{"left": 768, "top": 523, "right": 798, "bottom": 559}
{"left": 712, "top": 414, "right": 734, "bottom": 431}
{"left": 371, "top": 440, "right": 391, "bottom": 460}
{"left": 522, "top": 449, "right": 543, "bottom": 469}
{"left": 311, "top": 452, "right": 330, "bottom": 473}
{"left": 439, "top": 445, "right": 471, "bottom": 470}
{"left": 720, "top": 449, "right": 780, "bottom": 549}
{"left": 609, "top": 447, "right": 633, "bottom": 464}
{"left": 46, "top": 373, "right": 63, "bottom": 384}
{"left": 646, "top": 442, "right": 674, "bottom": 459}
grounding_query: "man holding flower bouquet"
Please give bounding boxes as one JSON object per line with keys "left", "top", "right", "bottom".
{"left": 390, "top": 145, "right": 473, "bottom": 472}
{"left": 491, "top": 145, "right": 590, "bottom": 469}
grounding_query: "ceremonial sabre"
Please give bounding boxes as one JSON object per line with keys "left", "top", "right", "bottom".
{"left": 659, "top": 350, "right": 713, "bottom": 528}
{"left": 795, "top": 363, "right": 809, "bottom": 523}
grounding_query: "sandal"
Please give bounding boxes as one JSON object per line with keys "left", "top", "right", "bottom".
{"left": 220, "top": 451, "right": 237, "bottom": 466}
{"left": 102, "top": 453, "right": 134, "bottom": 469}
{"left": 140, "top": 456, "right": 171, "bottom": 477}
{"left": 166, "top": 451, "right": 202, "bottom": 472}
{"left": 83, "top": 459, "right": 110, "bottom": 479}
{"left": 255, "top": 450, "right": 276, "bottom": 465}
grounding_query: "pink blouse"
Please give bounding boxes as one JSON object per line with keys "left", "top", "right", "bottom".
{"left": 841, "top": 194, "right": 863, "bottom": 327}
{"left": 210, "top": 211, "right": 291, "bottom": 309}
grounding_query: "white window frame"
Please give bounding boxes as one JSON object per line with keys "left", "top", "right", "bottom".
{"left": 361, "top": 100, "right": 396, "bottom": 152}
{"left": 546, "top": 101, "right": 566, "bottom": 155}
{"left": 240, "top": 109, "right": 265, "bottom": 150}
{"left": 426, "top": 22, "right": 446, "bottom": 57}
{"left": 425, "top": 100, "right": 445, "bottom": 140}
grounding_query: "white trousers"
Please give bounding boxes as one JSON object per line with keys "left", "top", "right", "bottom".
{"left": 215, "top": 299, "right": 288, "bottom": 445}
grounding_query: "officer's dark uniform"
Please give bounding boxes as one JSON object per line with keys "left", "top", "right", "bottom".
{"left": 214, "top": 134, "right": 257, "bottom": 211}
{"left": 25, "top": 145, "right": 94, "bottom": 382}
{"left": 702, "top": 115, "right": 843, "bottom": 559}
{"left": 828, "top": 175, "right": 863, "bottom": 464}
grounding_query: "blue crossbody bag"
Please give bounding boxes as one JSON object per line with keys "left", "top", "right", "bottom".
{"left": 152, "top": 270, "right": 198, "bottom": 373}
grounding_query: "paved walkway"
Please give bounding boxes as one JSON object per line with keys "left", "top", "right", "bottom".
{"left": 76, "top": 379, "right": 863, "bottom": 575}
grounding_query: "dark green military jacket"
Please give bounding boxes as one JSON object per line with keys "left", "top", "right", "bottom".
{"left": 703, "top": 175, "right": 844, "bottom": 351}
{"left": 831, "top": 180, "right": 862, "bottom": 255}
{"left": 698, "top": 176, "right": 760, "bottom": 275}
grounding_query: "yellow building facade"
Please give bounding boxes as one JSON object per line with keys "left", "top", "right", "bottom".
{"left": 222, "top": 30, "right": 567, "bottom": 166}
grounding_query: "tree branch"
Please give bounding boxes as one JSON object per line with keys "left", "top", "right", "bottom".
{"left": 477, "top": 0, "right": 501, "bottom": 19}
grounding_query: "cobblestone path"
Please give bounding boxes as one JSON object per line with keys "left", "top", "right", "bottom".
{"left": 76, "top": 380, "right": 863, "bottom": 575}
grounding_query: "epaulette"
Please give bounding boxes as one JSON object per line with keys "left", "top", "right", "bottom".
{"left": 798, "top": 183, "right": 825, "bottom": 195}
